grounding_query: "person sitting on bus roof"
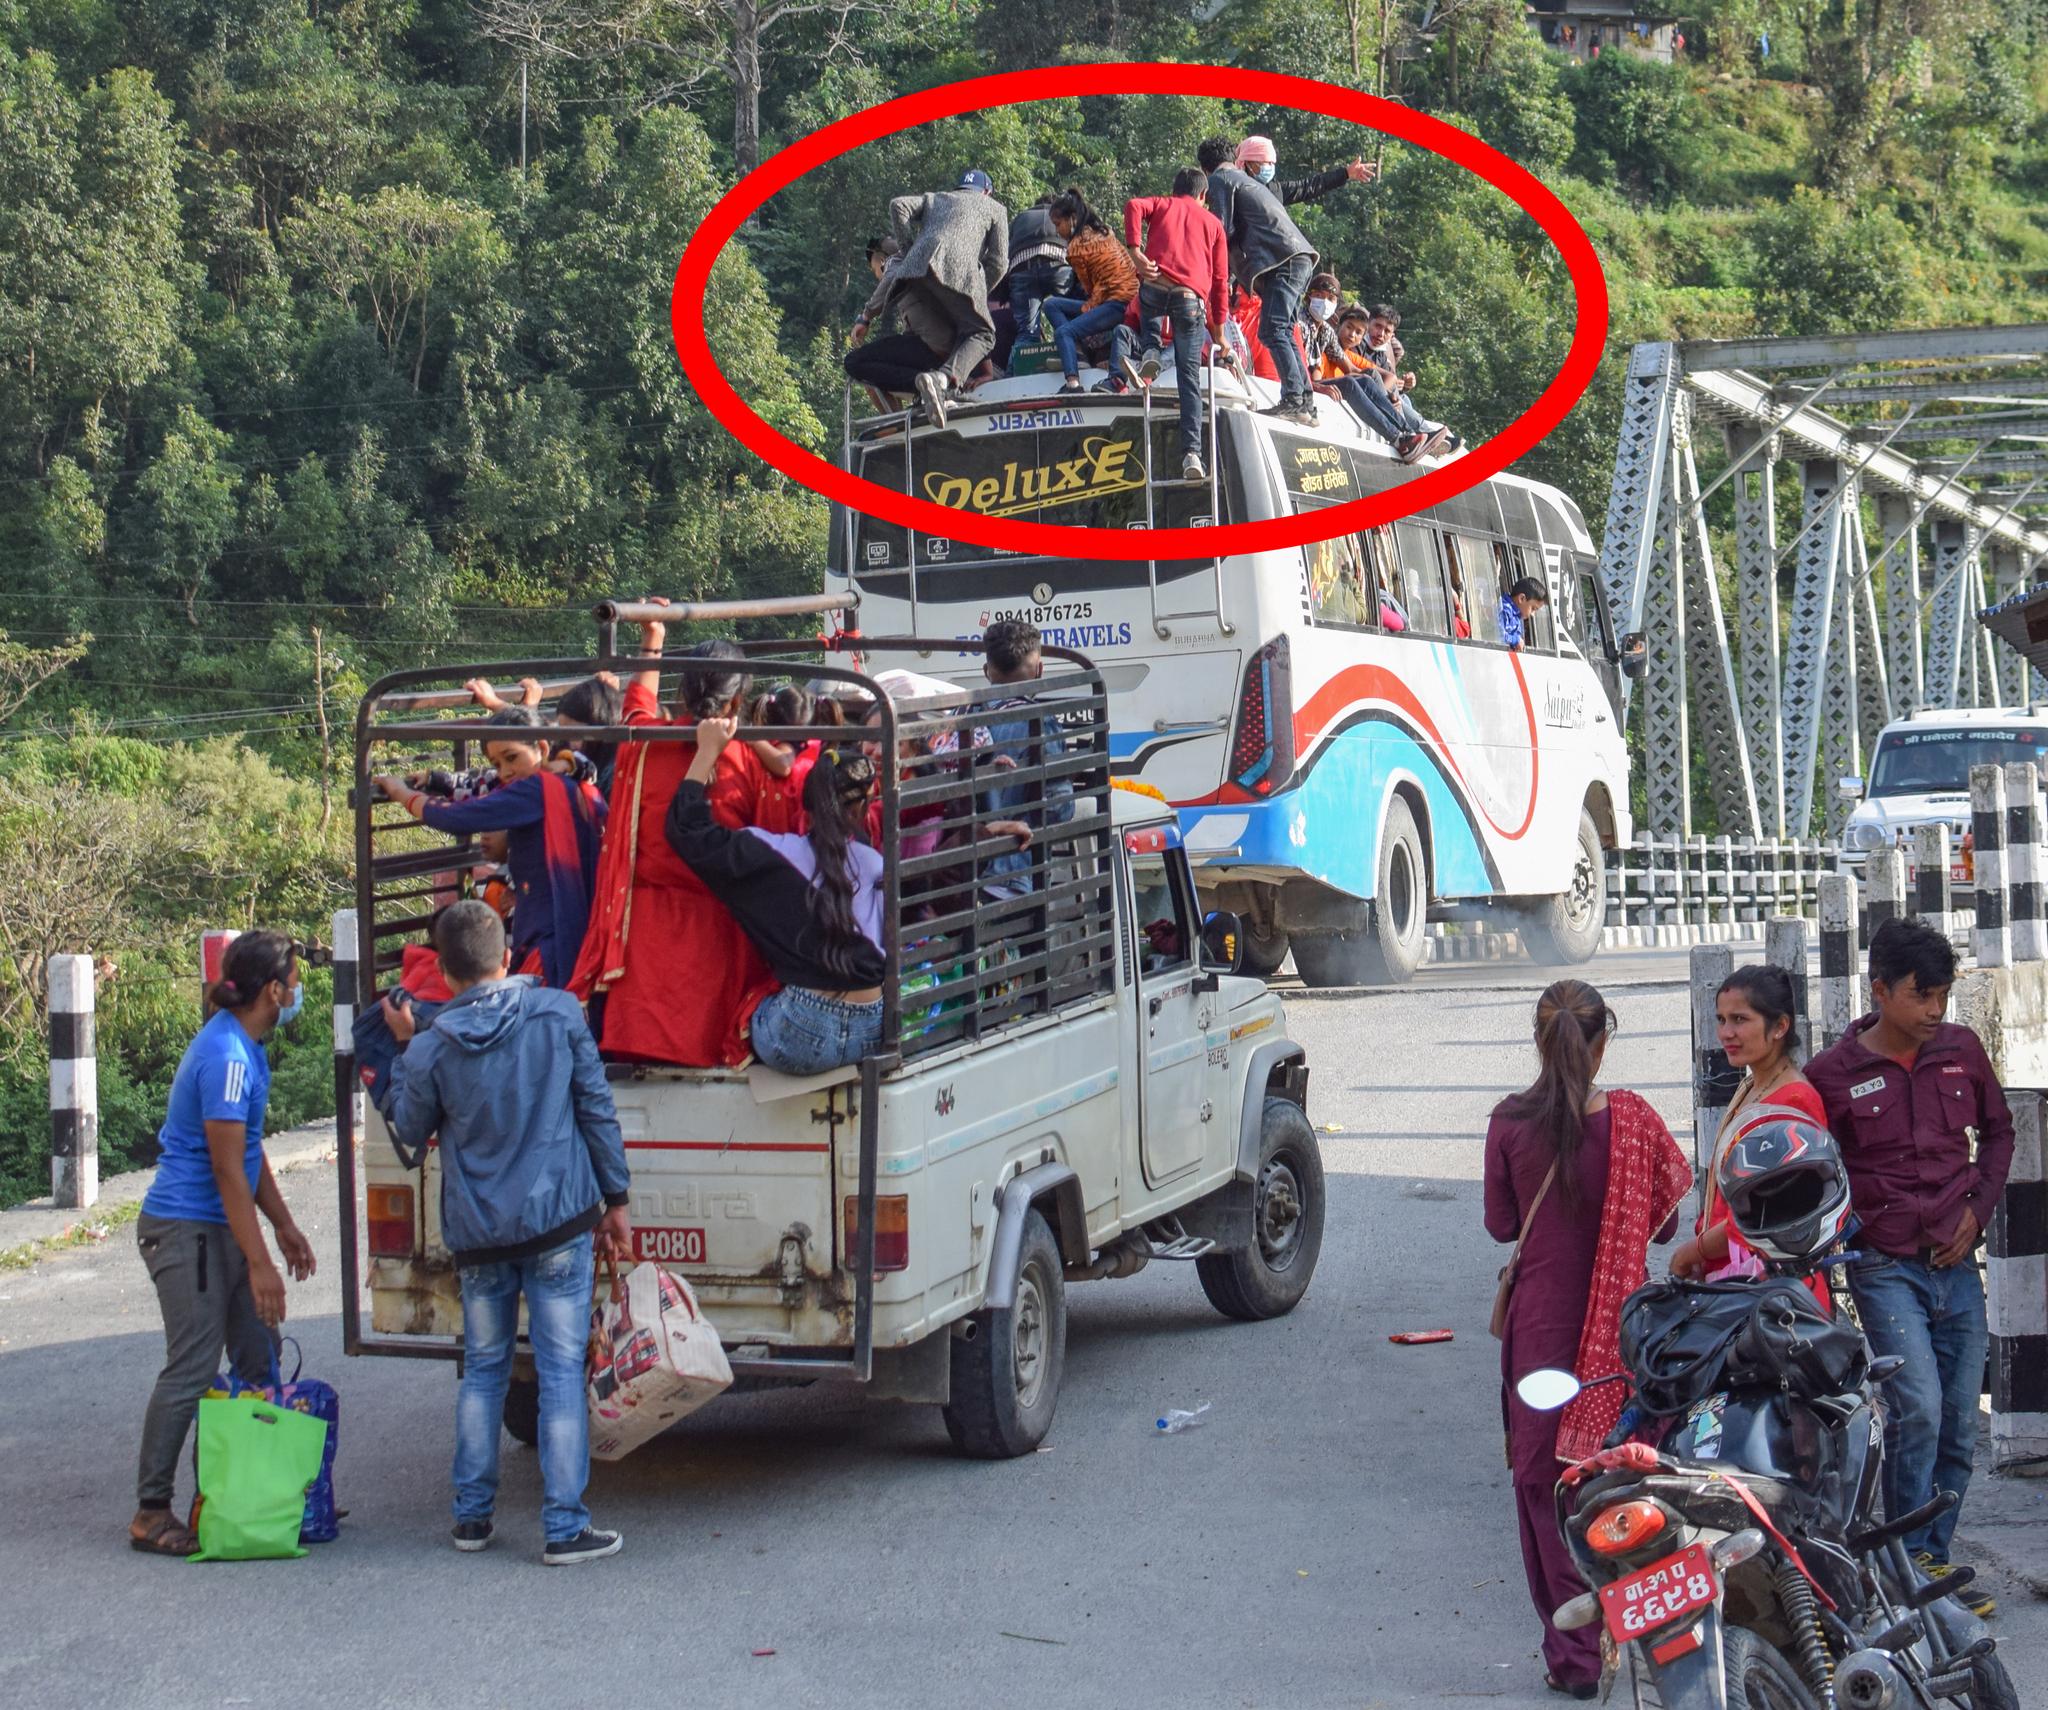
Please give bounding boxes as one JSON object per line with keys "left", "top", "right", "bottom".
{"left": 1319, "top": 304, "right": 1444, "bottom": 465}
{"left": 665, "top": 724, "right": 890, "bottom": 1076}
{"left": 1501, "top": 577, "right": 1549, "bottom": 652}
{"left": 1196, "top": 135, "right": 1377, "bottom": 425}
{"left": 877, "top": 169, "right": 1010, "bottom": 430}
{"left": 1003, "top": 192, "right": 1073, "bottom": 364}
{"left": 1038, "top": 187, "right": 1138, "bottom": 394}
{"left": 847, "top": 234, "right": 950, "bottom": 420}
{"left": 1363, "top": 304, "right": 1462, "bottom": 456}
{"left": 1108, "top": 167, "right": 1231, "bottom": 483}
{"left": 568, "top": 612, "right": 778, "bottom": 1068}
{"left": 373, "top": 706, "right": 607, "bottom": 992}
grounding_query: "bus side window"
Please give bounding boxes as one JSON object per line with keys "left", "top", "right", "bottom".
{"left": 1451, "top": 535, "right": 1502, "bottom": 644}
{"left": 1389, "top": 521, "right": 1450, "bottom": 636}
{"left": 1301, "top": 527, "right": 1375, "bottom": 628}
{"left": 1499, "top": 543, "right": 1555, "bottom": 652}
{"left": 1364, "top": 528, "right": 1409, "bottom": 633}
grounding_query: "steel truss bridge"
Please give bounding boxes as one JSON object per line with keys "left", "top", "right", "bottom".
{"left": 1596, "top": 328, "right": 2048, "bottom": 845}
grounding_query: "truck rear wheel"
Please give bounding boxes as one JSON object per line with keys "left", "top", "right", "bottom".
{"left": 1520, "top": 809, "right": 1606, "bottom": 966}
{"left": 503, "top": 1375, "right": 540, "bottom": 1446}
{"left": 944, "top": 1209, "right": 1066, "bottom": 1458}
{"left": 1197, "top": 1098, "right": 1325, "bottom": 1320}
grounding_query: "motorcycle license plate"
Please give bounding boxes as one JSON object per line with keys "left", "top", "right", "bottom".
{"left": 1598, "top": 1543, "right": 1717, "bottom": 1644}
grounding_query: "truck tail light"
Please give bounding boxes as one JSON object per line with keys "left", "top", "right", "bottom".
{"left": 368, "top": 1183, "right": 416, "bottom": 1257}
{"left": 844, "top": 1195, "right": 909, "bottom": 1272}
{"left": 1229, "top": 634, "right": 1295, "bottom": 796}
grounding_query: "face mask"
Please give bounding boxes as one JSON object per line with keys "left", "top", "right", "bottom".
{"left": 276, "top": 980, "right": 305, "bottom": 1026}
{"left": 1308, "top": 298, "right": 1335, "bottom": 321}
{"left": 1254, "top": 163, "right": 1276, "bottom": 183}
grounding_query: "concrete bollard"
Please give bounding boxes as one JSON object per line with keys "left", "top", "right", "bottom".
{"left": 2007, "top": 762, "right": 2046, "bottom": 963}
{"left": 48, "top": 954, "right": 97, "bottom": 1208}
{"left": 1818, "top": 875, "right": 1860, "bottom": 1051}
{"left": 1988, "top": 1093, "right": 2048, "bottom": 1473}
{"left": 1972, "top": 765, "right": 2011, "bottom": 969}
{"left": 1689, "top": 944, "right": 1737, "bottom": 1180}
{"left": 1913, "top": 823, "right": 1952, "bottom": 940}
{"left": 1865, "top": 844, "right": 1908, "bottom": 938}
{"left": 1765, "top": 916, "right": 1810, "bottom": 1061}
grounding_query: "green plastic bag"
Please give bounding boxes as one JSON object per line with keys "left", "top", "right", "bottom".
{"left": 191, "top": 1395, "right": 330, "bottom": 1561}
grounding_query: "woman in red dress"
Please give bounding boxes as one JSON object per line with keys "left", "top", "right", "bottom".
{"left": 569, "top": 604, "right": 777, "bottom": 1066}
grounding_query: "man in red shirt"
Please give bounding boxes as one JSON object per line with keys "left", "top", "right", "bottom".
{"left": 1806, "top": 915, "right": 2009, "bottom": 1615}
{"left": 1109, "top": 167, "right": 1231, "bottom": 483}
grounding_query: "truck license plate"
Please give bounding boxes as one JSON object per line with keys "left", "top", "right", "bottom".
{"left": 631, "top": 1226, "right": 707, "bottom": 1264}
{"left": 1598, "top": 1543, "right": 1716, "bottom": 1644}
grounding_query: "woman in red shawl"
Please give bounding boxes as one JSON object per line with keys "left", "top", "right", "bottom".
{"left": 568, "top": 604, "right": 777, "bottom": 1066}
{"left": 1483, "top": 980, "right": 1690, "bottom": 1700}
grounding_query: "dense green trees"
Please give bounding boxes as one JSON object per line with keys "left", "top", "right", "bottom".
{"left": 0, "top": 0, "right": 2044, "bottom": 1198}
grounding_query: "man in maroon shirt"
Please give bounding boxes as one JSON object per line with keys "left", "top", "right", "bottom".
{"left": 1806, "top": 916, "right": 2009, "bottom": 1616}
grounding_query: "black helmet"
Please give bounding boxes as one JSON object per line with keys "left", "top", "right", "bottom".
{"left": 1718, "top": 1112, "right": 1853, "bottom": 1265}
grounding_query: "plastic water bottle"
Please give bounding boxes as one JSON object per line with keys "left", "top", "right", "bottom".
{"left": 1156, "top": 1402, "right": 1210, "bottom": 1433}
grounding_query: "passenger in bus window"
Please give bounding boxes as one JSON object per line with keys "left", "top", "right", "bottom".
{"left": 1445, "top": 552, "right": 1477, "bottom": 641}
{"left": 1393, "top": 521, "right": 1453, "bottom": 636}
{"left": 1501, "top": 577, "right": 1550, "bottom": 653}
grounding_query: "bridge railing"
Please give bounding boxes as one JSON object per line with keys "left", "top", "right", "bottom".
{"left": 1602, "top": 833, "right": 1841, "bottom": 928}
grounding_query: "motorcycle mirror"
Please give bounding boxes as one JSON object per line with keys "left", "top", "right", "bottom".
{"left": 1516, "top": 1368, "right": 1582, "bottom": 1411}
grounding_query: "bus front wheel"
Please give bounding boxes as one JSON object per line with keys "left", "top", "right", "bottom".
{"left": 1520, "top": 809, "right": 1606, "bottom": 966}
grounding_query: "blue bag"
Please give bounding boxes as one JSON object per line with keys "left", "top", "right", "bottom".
{"left": 211, "top": 1337, "right": 340, "bottom": 1544}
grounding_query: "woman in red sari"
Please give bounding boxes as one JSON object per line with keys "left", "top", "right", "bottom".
{"left": 569, "top": 604, "right": 777, "bottom": 1066}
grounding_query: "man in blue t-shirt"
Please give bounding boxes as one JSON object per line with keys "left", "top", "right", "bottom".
{"left": 132, "top": 934, "right": 315, "bottom": 1557}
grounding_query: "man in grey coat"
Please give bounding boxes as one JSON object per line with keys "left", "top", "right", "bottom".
{"left": 881, "top": 168, "right": 1009, "bottom": 427}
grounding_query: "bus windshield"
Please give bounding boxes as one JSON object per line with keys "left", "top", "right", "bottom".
{"left": 1868, "top": 726, "right": 2048, "bottom": 797}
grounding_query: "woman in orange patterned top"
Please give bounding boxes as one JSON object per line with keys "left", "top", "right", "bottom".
{"left": 1040, "top": 187, "right": 1139, "bottom": 392}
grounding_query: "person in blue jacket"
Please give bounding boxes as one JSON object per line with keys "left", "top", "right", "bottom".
{"left": 380, "top": 900, "right": 631, "bottom": 1566}
{"left": 131, "top": 930, "right": 317, "bottom": 1556}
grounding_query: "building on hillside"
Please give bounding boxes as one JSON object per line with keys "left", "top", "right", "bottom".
{"left": 1525, "top": 1, "right": 1680, "bottom": 65}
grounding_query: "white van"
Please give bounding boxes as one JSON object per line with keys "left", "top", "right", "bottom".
{"left": 1842, "top": 706, "right": 2048, "bottom": 888}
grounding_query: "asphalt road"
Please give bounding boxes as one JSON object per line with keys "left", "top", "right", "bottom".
{"left": 3, "top": 946, "right": 2043, "bottom": 1710}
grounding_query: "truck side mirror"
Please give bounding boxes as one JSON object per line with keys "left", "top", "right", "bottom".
{"left": 1201, "top": 910, "right": 1245, "bottom": 976}
{"left": 1838, "top": 775, "right": 1866, "bottom": 803}
{"left": 1618, "top": 631, "right": 1648, "bottom": 679}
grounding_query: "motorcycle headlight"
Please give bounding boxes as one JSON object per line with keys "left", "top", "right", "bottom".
{"left": 1851, "top": 822, "right": 1887, "bottom": 852}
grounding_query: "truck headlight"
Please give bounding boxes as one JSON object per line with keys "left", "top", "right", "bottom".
{"left": 1851, "top": 822, "right": 1888, "bottom": 852}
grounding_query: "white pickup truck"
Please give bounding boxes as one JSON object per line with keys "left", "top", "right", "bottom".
{"left": 335, "top": 607, "right": 1325, "bottom": 1457}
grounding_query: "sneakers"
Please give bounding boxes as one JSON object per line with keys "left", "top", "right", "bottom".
{"left": 1182, "top": 452, "right": 1206, "bottom": 481}
{"left": 1103, "top": 375, "right": 1132, "bottom": 395}
{"left": 1118, "top": 349, "right": 1157, "bottom": 390}
{"left": 452, "top": 1519, "right": 495, "bottom": 1553}
{"left": 913, "top": 369, "right": 950, "bottom": 429}
{"left": 544, "top": 1527, "right": 624, "bottom": 1566}
{"left": 1914, "top": 1551, "right": 1996, "bottom": 1618}
{"left": 1057, "top": 378, "right": 1086, "bottom": 395}
{"left": 1400, "top": 427, "right": 1452, "bottom": 463}
{"left": 1260, "top": 395, "right": 1318, "bottom": 425}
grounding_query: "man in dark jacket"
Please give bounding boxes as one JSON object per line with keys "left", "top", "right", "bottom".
{"left": 1806, "top": 916, "right": 2009, "bottom": 1616}
{"left": 880, "top": 168, "right": 1010, "bottom": 427}
{"left": 1196, "top": 135, "right": 1376, "bottom": 424}
{"left": 1004, "top": 193, "right": 1073, "bottom": 365}
{"left": 381, "top": 900, "right": 631, "bottom": 1567}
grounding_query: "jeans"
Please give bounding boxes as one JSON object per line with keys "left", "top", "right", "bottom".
{"left": 455, "top": 1232, "right": 595, "bottom": 1544}
{"left": 1333, "top": 376, "right": 1408, "bottom": 443}
{"left": 1007, "top": 260, "right": 1074, "bottom": 356}
{"left": 751, "top": 986, "right": 883, "bottom": 1075}
{"left": 1113, "top": 281, "right": 1207, "bottom": 458}
{"left": 136, "top": 1213, "right": 280, "bottom": 1506}
{"left": 1255, "top": 253, "right": 1315, "bottom": 401}
{"left": 1041, "top": 296, "right": 1131, "bottom": 379}
{"left": 845, "top": 331, "right": 945, "bottom": 396}
{"left": 1847, "top": 1252, "right": 1989, "bottom": 1561}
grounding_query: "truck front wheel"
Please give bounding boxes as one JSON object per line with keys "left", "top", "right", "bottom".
{"left": 944, "top": 1209, "right": 1067, "bottom": 1458}
{"left": 1197, "top": 1098, "right": 1325, "bottom": 1320}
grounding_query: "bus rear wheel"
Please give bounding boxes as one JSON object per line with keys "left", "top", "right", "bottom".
{"left": 1241, "top": 920, "right": 1290, "bottom": 977}
{"left": 1521, "top": 809, "right": 1606, "bottom": 966}
{"left": 1292, "top": 797, "right": 1426, "bottom": 986}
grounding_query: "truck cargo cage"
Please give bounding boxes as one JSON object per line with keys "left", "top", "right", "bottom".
{"left": 336, "top": 604, "right": 1117, "bottom": 1381}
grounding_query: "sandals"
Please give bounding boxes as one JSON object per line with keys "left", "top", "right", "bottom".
{"left": 130, "top": 1507, "right": 200, "bottom": 1556}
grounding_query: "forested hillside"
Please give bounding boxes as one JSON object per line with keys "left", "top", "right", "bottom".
{"left": 1, "top": 0, "right": 2043, "bottom": 1202}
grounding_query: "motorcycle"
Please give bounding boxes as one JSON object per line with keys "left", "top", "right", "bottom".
{"left": 1521, "top": 1304, "right": 2017, "bottom": 1710}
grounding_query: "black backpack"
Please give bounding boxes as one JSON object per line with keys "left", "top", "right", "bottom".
{"left": 1620, "top": 1278, "right": 1868, "bottom": 1418}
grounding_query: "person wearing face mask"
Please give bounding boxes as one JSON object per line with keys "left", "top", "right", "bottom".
{"left": 1196, "top": 135, "right": 1376, "bottom": 425}
{"left": 131, "top": 931, "right": 317, "bottom": 1557}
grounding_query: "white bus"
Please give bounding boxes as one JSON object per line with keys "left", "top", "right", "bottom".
{"left": 826, "top": 365, "right": 1634, "bottom": 984}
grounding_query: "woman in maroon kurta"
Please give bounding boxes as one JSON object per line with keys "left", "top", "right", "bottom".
{"left": 1485, "top": 981, "right": 1683, "bottom": 1699}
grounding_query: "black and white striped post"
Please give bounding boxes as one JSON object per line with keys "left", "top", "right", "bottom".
{"left": 2007, "top": 761, "right": 2046, "bottom": 964}
{"left": 1689, "top": 944, "right": 1737, "bottom": 1178}
{"left": 1818, "top": 875, "right": 1859, "bottom": 1051}
{"left": 1866, "top": 844, "right": 1908, "bottom": 936}
{"left": 1765, "top": 915, "right": 1810, "bottom": 1061}
{"left": 1972, "top": 764, "right": 2010, "bottom": 969}
{"left": 48, "top": 954, "right": 97, "bottom": 1208}
{"left": 1988, "top": 1092, "right": 2048, "bottom": 1472}
{"left": 1913, "top": 822, "right": 1952, "bottom": 939}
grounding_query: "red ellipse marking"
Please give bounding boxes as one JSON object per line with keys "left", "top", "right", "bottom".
{"left": 671, "top": 63, "right": 1607, "bottom": 563}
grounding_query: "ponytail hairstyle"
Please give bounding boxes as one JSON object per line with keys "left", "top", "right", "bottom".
{"left": 1717, "top": 963, "right": 1801, "bottom": 1065}
{"left": 210, "top": 929, "right": 298, "bottom": 1016}
{"left": 557, "top": 673, "right": 625, "bottom": 774}
{"left": 1495, "top": 978, "right": 1616, "bottom": 1211}
{"left": 1049, "top": 186, "right": 1109, "bottom": 238}
{"left": 674, "top": 639, "right": 751, "bottom": 721}
{"left": 757, "top": 685, "right": 815, "bottom": 730}
{"left": 801, "top": 751, "right": 878, "bottom": 983}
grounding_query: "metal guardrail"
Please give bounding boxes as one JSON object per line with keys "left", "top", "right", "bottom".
{"left": 1602, "top": 832, "right": 1842, "bottom": 928}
